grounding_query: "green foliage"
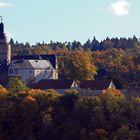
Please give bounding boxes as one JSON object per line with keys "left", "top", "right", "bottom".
{"left": 8, "top": 77, "right": 28, "bottom": 95}
{"left": 59, "top": 90, "right": 78, "bottom": 111}
{"left": 113, "top": 124, "right": 140, "bottom": 140}
{"left": 0, "top": 87, "right": 139, "bottom": 139}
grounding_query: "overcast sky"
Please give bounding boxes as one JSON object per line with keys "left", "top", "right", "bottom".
{"left": 0, "top": 0, "right": 139, "bottom": 44}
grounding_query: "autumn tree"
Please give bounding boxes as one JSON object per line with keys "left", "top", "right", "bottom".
{"left": 63, "top": 50, "right": 97, "bottom": 81}
{"left": 0, "top": 85, "right": 8, "bottom": 97}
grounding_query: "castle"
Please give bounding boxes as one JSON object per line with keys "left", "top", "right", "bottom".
{"left": 0, "top": 18, "right": 58, "bottom": 86}
{"left": 0, "top": 18, "right": 11, "bottom": 65}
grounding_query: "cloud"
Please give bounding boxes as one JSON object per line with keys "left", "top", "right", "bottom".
{"left": 0, "top": 2, "right": 12, "bottom": 8}
{"left": 108, "top": 0, "right": 130, "bottom": 16}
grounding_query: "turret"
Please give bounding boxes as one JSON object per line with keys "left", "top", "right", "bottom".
{"left": 0, "top": 17, "right": 11, "bottom": 65}
{"left": 0, "top": 17, "right": 6, "bottom": 41}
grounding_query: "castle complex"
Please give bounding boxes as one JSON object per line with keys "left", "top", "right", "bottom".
{"left": 0, "top": 18, "right": 58, "bottom": 86}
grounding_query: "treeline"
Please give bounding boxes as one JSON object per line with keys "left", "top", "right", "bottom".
{"left": 0, "top": 80, "right": 140, "bottom": 140}
{"left": 10, "top": 36, "right": 140, "bottom": 55}
{"left": 10, "top": 36, "right": 140, "bottom": 87}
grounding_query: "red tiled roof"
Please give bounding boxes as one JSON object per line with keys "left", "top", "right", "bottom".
{"left": 33, "top": 79, "right": 74, "bottom": 89}
{"left": 80, "top": 80, "right": 113, "bottom": 90}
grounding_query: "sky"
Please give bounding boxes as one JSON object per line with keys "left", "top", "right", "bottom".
{"left": 0, "top": 0, "right": 140, "bottom": 44}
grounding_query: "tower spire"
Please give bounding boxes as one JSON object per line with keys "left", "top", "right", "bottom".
{"left": 0, "top": 16, "right": 2, "bottom": 23}
{"left": 0, "top": 17, "right": 11, "bottom": 65}
{"left": 0, "top": 16, "right": 5, "bottom": 40}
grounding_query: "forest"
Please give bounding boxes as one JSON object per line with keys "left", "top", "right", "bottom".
{"left": 0, "top": 78, "right": 140, "bottom": 140}
{"left": 10, "top": 36, "right": 140, "bottom": 88}
{"left": 0, "top": 37, "right": 139, "bottom": 139}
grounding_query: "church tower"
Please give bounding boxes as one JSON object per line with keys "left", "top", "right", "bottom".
{"left": 0, "top": 17, "right": 11, "bottom": 65}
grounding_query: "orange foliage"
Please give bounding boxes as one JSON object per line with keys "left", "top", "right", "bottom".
{"left": 102, "top": 88, "right": 121, "bottom": 96}
{"left": 0, "top": 85, "right": 8, "bottom": 97}
{"left": 24, "top": 95, "right": 36, "bottom": 102}
{"left": 27, "top": 89, "right": 46, "bottom": 96}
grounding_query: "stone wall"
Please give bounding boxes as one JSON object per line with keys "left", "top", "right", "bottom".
{"left": 0, "top": 42, "right": 11, "bottom": 64}
{"left": 121, "top": 89, "right": 140, "bottom": 96}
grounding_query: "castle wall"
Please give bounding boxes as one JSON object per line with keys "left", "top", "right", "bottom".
{"left": 0, "top": 42, "right": 11, "bottom": 65}
{"left": 0, "top": 20, "right": 11, "bottom": 65}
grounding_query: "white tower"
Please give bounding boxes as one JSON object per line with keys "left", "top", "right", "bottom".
{"left": 0, "top": 17, "right": 11, "bottom": 65}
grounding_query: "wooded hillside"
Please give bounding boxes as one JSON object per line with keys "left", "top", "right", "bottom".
{"left": 10, "top": 36, "right": 140, "bottom": 87}
{"left": 0, "top": 84, "right": 140, "bottom": 140}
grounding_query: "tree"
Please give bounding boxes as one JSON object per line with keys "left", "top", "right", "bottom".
{"left": 64, "top": 50, "right": 97, "bottom": 81}
{"left": 8, "top": 77, "right": 28, "bottom": 95}
{"left": 0, "top": 85, "right": 8, "bottom": 97}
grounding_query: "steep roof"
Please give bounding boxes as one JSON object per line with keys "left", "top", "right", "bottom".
{"left": 0, "top": 21, "right": 6, "bottom": 40}
{"left": 29, "top": 60, "right": 53, "bottom": 69}
{"left": 80, "top": 80, "right": 113, "bottom": 90}
{"left": 11, "top": 59, "right": 53, "bottom": 69}
{"left": 12, "top": 54, "right": 57, "bottom": 68}
{"left": 33, "top": 79, "right": 75, "bottom": 89}
{"left": 12, "top": 60, "right": 32, "bottom": 69}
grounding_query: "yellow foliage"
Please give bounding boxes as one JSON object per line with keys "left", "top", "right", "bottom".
{"left": 0, "top": 85, "right": 8, "bottom": 97}
{"left": 27, "top": 89, "right": 61, "bottom": 102}
{"left": 28, "top": 89, "right": 46, "bottom": 97}
{"left": 24, "top": 95, "right": 36, "bottom": 102}
{"left": 66, "top": 50, "right": 97, "bottom": 81}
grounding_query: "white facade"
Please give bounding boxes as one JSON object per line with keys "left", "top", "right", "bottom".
{"left": 8, "top": 59, "right": 58, "bottom": 84}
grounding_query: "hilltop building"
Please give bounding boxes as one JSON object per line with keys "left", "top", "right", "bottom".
{"left": 0, "top": 18, "right": 11, "bottom": 65}
{"left": 0, "top": 17, "right": 11, "bottom": 86}
{"left": 33, "top": 79, "right": 78, "bottom": 93}
{"left": 80, "top": 80, "right": 116, "bottom": 90}
{"left": 0, "top": 18, "right": 58, "bottom": 86}
{"left": 9, "top": 55, "right": 58, "bottom": 84}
